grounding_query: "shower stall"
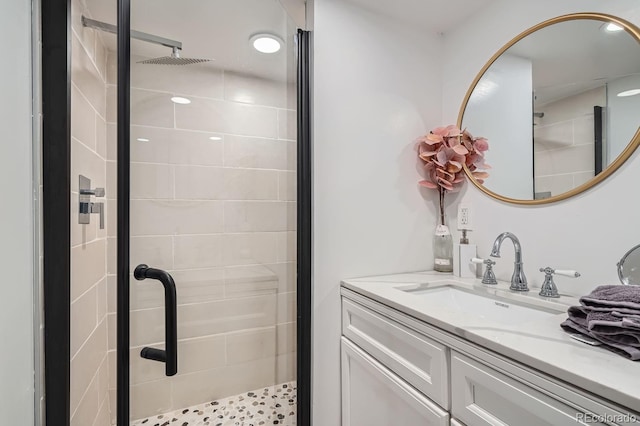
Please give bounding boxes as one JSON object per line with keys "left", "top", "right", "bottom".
{"left": 41, "top": 0, "right": 310, "bottom": 424}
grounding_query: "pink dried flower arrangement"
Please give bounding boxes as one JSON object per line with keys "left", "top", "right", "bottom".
{"left": 416, "top": 125, "right": 490, "bottom": 225}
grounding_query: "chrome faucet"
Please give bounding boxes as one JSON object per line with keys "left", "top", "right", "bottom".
{"left": 490, "top": 232, "right": 528, "bottom": 292}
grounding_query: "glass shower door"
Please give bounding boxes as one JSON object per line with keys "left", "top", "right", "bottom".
{"left": 117, "top": 0, "right": 300, "bottom": 423}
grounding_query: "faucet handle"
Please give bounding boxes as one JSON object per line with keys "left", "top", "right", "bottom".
{"left": 538, "top": 267, "right": 581, "bottom": 298}
{"left": 472, "top": 258, "right": 497, "bottom": 285}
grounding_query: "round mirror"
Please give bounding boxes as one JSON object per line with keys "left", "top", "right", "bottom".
{"left": 618, "top": 244, "right": 640, "bottom": 285}
{"left": 458, "top": 13, "right": 640, "bottom": 204}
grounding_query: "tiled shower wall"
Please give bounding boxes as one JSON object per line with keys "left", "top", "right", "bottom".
{"left": 104, "top": 54, "right": 297, "bottom": 420}
{"left": 533, "top": 86, "right": 605, "bottom": 197}
{"left": 69, "top": 0, "right": 111, "bottom": 424}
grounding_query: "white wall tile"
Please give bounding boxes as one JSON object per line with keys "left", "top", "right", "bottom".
{"left": 167, "top": 130, "right": 225, "bottom": 166}
{"left": 573, "top": 115, "right": 595, "bottom": 146}
{"left": 96, "top": 116, "right": 107, "bottom": 159}
{"left": 222, "top": 233, "right": 278, "bottom": 266}
{"left": 70, "top": 320, "right": 107, "bottom": 412}
{"left": 71, "top": 367, "right": 99, "bottom": 426}
{"left": 177, "top": 335, "right": 226, "bottom": 375}
{"left": 72, "top": 35, "right": 106, "bottom": 118}
{"left": 131, "top": 200, "right": 224, "bottom": 236}
{"left": 277, "top": 322, "right": 296, "bottom": 355}
{"left": 131, "top": 56, "right": 224, "bottom": 99}
{"left": 278, "top": 171, "right": 297, "bottom": 201}
{"left": 173, "top": 235, "right": 224, "bottom": 269}
{"left": 131, "top": 89, "right": 176, "bottom": 128}
{"left": 71, "top": 284, "right": 98, "bottom": 356}
{"left": 170, "top": 357, "right": 279, "bottom": 410}
{"left": 71, "top": 239, "right": 106, "bottom": 301}
{"left": 276, "top": 232, "right": 297, "bottom": 262}
{"left": 175, "top": 97, "right": 278, "bottom": 138}
{"left": 72, "top": 137, "right": 106, "bottom": 190}
{"left": 276, "top": 292, "right": 296, "bottom": 324}
{"left": 130, "top": 236, "right": 174, "bottom": 271}
{"left": 170, "top": 268, "right": 226, "bottom": 305}
{"left": 129, "top": 379, "right": 172, "bottom": 421}
{"left": 129, "top": 267, "right": 226, "bottom": 311}
{"left": 226, "top": 327, "right": 277, "bottom": 364}
{"left": 223, "top": 135, "right": 293, "bottom": 170}
{"left": 223, "top": 168, "right": 279, "bottom": 200}
{"left": 224, "top": 72, "right": 288, "bottom": 108}
{"left": 224, "top": 201, "right": 290, "bottom": 232}
{"left": 72, "top": 84, "right": 97, "bottom": 150}
{"left": 534, "top": 120, "right": 573, "bottom": 150}
{"left": 277, "top": 109, "right": 296, "bottom": 140}
{"left": 178, "top": 294, "right": 277, "bottom": 339}
{"left": 225, "top": 265, "right": 280, "bottom": 298}
{"left": 131, "top": 163, "right": 174, "bottom": 199}
{"left": 174, "top": 166, "right": 225, "bottom": 199}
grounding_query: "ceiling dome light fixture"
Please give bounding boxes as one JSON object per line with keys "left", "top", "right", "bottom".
{"left": 171, "top": 96, "right": 191, "bottom": 104}
{"left": 250, "top": 33, "right": 283, "bottom": 54}
{"left": 606, "top": 22, "right": 624, "bottom": 32}
{"left": 617, "top": 89, "right": 640, "bottom": 97}
{"left": 209, "top": 136, "right": 222, "bottom": 141}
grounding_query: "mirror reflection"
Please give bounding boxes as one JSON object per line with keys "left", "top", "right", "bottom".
{"left": 461, "top": 16, "right": 640, "bottom": 202}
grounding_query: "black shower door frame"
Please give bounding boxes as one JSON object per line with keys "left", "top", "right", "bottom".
{"left": 41, "top": 0, "right": 312, "bottom": 424}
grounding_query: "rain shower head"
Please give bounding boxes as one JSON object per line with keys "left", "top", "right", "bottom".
{"left": 81, "top": 16, "right": 212, "bottom": 66}
{"left": 138, "top": 47, "right": 211, "bottom": 65}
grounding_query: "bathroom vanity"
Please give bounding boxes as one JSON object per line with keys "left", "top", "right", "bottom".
{"left": 340, "top": 272, "right": 640, "bottom": 426}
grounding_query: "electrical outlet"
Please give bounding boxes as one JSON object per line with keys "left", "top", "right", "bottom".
{"left": 457, "top": 204, "right": 472, "bottom": 230}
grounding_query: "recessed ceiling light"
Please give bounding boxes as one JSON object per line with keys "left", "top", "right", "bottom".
{"left": 606, "top": 23, "right": 624, "bottom": 32}
{"left": 617, "top": 89, "right": 640, "bottom": 97}
{"left": 250, "top": 33, "right": 283, "bottom": 54}
{"left": 209, "top": 136, "right": 222, "bottom": 141}
{"left": 171, "top": 96, "right": 191, "bottom": 104}
{"left": 136, "top": 138, "right": 150, "bottom": 142}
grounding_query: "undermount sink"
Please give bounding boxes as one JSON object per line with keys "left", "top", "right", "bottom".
{"left": 397, "top": 282, "right": 567, "bottom": 324}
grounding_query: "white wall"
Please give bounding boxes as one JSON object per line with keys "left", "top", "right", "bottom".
{"left": 463, "top": 54, "right": 533, "bottom": 199}
{"left": 442, "top": 0, "right": 640, "bottom": 296}
{"left": 0, "top": 0, "right": 34, "bottom": 424}
{"left": 608, "top": 74, "right": 640, "bottom": 163}
{"left": 312, "top": 0, "right": 442, "bottom": 423}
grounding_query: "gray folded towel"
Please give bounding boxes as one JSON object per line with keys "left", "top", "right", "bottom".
{"left": 562, "top": 285, "right": 640, "bottom": 360}
{"left": 580, "top": 285, "right": 640, "bottom": 310}
{"left": 561, "top": 318, "right": 640, "bottom": 360}
{"left": 586, "top": 311, "right": 640, "bottom": 346}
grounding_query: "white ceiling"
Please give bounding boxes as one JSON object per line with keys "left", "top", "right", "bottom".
{"left": 84, "top": 0, "right": 301, "bottom": 81}
{"left": 83, "top": 0, "right": 500, "bottom": 81}
{"left": 344, "top": 0, "right": 497, "bottom": 33}
{"left": 505, "top": 19, "right": 640, "bottom": 105}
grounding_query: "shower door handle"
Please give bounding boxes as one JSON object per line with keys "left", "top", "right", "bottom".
{"left": 133, "top": 264, "right": 178, "bottom": 376}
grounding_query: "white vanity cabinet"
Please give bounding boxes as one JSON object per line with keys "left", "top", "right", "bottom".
{"left": 341, "top": 288, "right": 640, "bottom": 426}
{"left": 341, "top": 338, "right": 450, "bottom": 426}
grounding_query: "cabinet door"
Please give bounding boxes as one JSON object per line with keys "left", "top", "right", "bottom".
{"left": 342, "top": 297, "right": 449, "bottom": 407}
{"left": 450, "top": 419, "right": 466, "bottom": 426}
{"left": 341, "top": 337, "right": 449, "bottom": 426}
{"left": 451, "top": 352, "right": 608, "bottom": 426}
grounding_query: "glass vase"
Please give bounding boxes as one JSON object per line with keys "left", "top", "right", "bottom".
{"left": 433, "top": 223, "right": 453, "bottom": 272}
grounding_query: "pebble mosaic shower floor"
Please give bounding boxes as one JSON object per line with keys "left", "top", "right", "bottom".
{"left": 131, "top": 382, "right": 297, "bottom": 426}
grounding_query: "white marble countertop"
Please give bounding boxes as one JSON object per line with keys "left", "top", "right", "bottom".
{"left": 341, "top": 271, "right": 640, "bottom": 414}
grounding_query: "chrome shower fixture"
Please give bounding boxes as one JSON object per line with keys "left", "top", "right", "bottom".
{"left": 137, "top": 47, "right": 211, "bottom": 65}
{"left": 82, "top": 16, "right": 211, "bottom": 65}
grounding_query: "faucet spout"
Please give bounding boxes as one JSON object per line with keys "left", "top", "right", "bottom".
{"left": 490, "top": 232, "right": 528, "bottom": 291}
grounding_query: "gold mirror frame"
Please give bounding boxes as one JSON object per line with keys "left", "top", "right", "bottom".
{"left": 458, "top": 13, "right": 640, "bottom": 205}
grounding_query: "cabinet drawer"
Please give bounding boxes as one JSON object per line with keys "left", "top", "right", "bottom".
{"left": 341, "top": 337, "right": 449, "bottom": 426}
{"left": 451, "top": 352, "right": 610, "bottom": 426}
{"left": 342, "top": 297, "right": 449, "bottom": 408}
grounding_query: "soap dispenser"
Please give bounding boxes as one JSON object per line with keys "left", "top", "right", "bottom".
{"left": 453, "top": 205, "right": 478, "bottom": 278}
